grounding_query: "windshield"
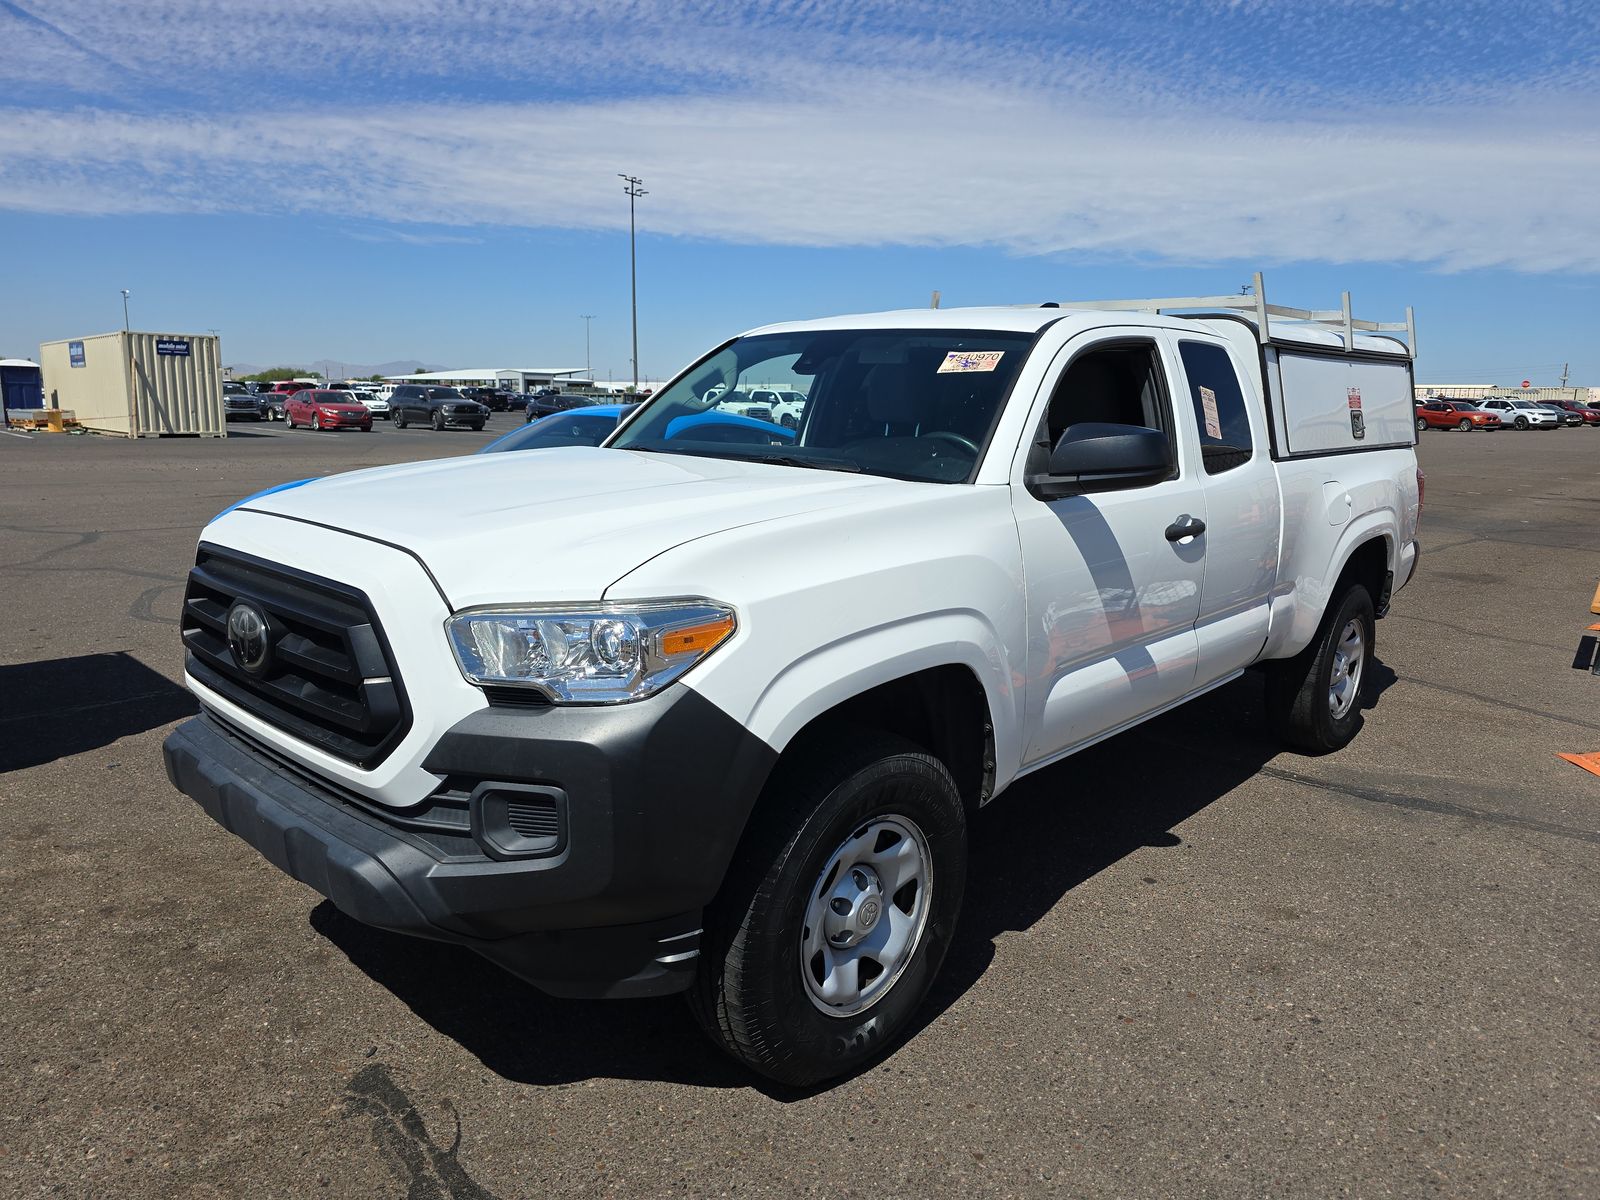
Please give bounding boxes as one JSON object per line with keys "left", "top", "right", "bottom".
{"left": 609, "top": 328, "right": 1035, "bottom": 482}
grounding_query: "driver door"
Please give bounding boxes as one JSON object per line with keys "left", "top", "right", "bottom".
{"left": 1013, "top": 331, "right": 1206, "bottom": 766}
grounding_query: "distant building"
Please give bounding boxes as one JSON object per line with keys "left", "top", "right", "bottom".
{"left": 1416, "top": 383, "right": 1593, "bottom": 404}
{"left": 385, "top": 368, "right": 588, "bottom": 393}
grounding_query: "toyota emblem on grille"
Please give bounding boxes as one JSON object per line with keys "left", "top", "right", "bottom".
{"left": 226, "top": 601, "right": 273, "bottom": 675}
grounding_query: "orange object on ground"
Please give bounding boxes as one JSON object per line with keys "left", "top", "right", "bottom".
{"left": 1556, "top": 752, "right": 1600, "bottom": 778}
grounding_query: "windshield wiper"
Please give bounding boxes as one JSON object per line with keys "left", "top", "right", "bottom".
{"left": 753, "top": 453, "right": 861, "bottom": 473}
{"left": 625, "top": 445, "right": 861, "bottom": 472}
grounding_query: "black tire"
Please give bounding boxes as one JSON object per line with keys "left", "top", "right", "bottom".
{"left": 394, "top": 411, "right": 407, "bottom": 429}
{"left": 1514, "top": 416, "right": 1528, "bottom": 430}
{"left": 1456, "top": 418, "right": 1471, "bottom": 431}
{"left": 1265, "top": 584, "right": 1375, "bottom": 754}
{"left": 688, "top": 733, "right": 966, "bottom": 1087}
{"left": 1415, "top": 417, "right": 1427, "bottom": 431}
{"left": 432, "top": 409, "right": 444, "bottom": 431}
{"left": 311, "top": 413, "right": 322, "bottom": 431}
{"left": 470, "top": 422, "right": 484, "bottom": 431}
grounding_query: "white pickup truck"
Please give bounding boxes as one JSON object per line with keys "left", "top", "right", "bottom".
{"left": 163, "top": 280, "right": 1422, "bottom": 1085}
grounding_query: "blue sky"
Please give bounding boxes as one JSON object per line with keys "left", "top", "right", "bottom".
{"left": 2, "top": 1, "right": 1597, "bottom": 386}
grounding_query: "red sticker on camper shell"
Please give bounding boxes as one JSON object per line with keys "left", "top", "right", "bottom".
{"left": 1347, "top": 387, "right": 1362, "bottom": 409}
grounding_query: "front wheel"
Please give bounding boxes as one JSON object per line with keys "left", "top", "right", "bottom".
{"left": 1456, "top": 418, "right": 1471, "bottom": 431}
{"left": 311, "top": 413, "right": 322, "bottom": 431}
{"left": 1514, "top": 416, "right": 1529, "bottom": 430}
{"left": 1266, "top": 584, "right": 1374, "bottom": 754}
{"left": 432, "top": 409, "right": 445, "bottom": 431}
{"left": 394, "top": 411, "right": 408, "bottom": 428}
{"left": 1415, "top": 417, "right": 1427, "bottom": 431}
{"left": 689, "top": 733, "right": 966, "bottom": 1086}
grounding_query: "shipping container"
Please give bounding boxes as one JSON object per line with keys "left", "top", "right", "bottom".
{"left": 38, "top": 331, "right": 225, "bottom": 437}
{"left": 1, "top": 358, "right": 44, "bottom": 412}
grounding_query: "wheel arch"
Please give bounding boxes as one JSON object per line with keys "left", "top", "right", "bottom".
{"left": 765, "top": 663, "right": 998, "bottom": 815}
{"left": 1266, "top": 522, "right": 1395, "bottom": 661}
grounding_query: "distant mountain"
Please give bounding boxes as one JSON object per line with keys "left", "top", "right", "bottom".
{"left": 226, "top": 359, "right": 444, "bottom": 380}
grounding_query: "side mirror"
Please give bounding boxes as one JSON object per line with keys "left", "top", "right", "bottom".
{"left": 1026, "top": 422, "right": 1172, "bottom": 498}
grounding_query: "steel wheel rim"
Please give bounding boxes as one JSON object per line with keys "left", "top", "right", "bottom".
{"left": 801, "top": 815, "right": 932, "bottom": 1018}
{"left": 1328, "top": 618, "right": 1365, "bottom": 720}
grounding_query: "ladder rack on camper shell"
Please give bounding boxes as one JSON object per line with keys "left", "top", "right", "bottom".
{"left": 1052, "top": 271, "right": 1416, "bottom": 361}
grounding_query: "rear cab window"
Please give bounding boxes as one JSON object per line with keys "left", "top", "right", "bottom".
{"left": 1177, "top": 341, "right": 1255, "bottom": 474}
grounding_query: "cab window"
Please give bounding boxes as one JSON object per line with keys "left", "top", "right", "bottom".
{"left": 1176, "top": 341, "right": 1254, "bottom": 474}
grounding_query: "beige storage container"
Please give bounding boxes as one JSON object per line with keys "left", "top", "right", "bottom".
{"left": 39, "top": 332, "right": 224, "bottom": 437}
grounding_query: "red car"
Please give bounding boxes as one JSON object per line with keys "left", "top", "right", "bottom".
{"left": 1547, "top": 400, "right": 1600, "bottom": 427}
{"left": 286, "top": 389, "right": 373, "bottom": 432}
{"left": 1414, "top": 400, "right": 1501, "bottom": 431}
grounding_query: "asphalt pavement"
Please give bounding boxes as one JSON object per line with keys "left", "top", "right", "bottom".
{"left": 1, "top": 417, "right": 1596, "bottom": 1198}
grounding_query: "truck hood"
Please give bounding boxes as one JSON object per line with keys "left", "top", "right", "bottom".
{"left": 228, "top": 447, "right": 902, "bottom": 608}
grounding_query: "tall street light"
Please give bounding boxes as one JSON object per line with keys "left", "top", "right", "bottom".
{"left": 120, "top": 289, "right": 131, "bottom": 332}
{"left": 580, "top": 314, "right": 596, "bottom": 377}
{"left": 618, "top": 174, "right": 646, "bottom": 391}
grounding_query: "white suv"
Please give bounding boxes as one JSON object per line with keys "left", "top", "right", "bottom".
{"left": 1479, "top": 397, "right": 1559, "bottom": 429}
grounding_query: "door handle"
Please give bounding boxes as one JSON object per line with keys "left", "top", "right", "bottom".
{"left": 1165, "top": 516, "right": 1206, "bottom": 542}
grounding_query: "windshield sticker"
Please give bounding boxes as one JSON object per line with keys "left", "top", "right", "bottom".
{"left": 1199, "top": 385, "right": 1223, "bottom": 439}
{"left": 937, "top": 351, "right": 1004, "bottom": 374}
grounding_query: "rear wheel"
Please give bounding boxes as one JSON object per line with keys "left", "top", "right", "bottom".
{"left": 689, "top": 733, "right": 966, "bottom": 1086}
{"left": 1266, "top": 584, "right": 1374, "bottom": 754}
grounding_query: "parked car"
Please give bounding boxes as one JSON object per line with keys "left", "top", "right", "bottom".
{"left": 461, "top": 387, "right": 519, "bottom": 412}
{"left": 1478, "top": 397, "right": 1560, "bottom": 430}
{"left": 286, "top": 389, "right": 374, "bottom": 432}
{"left": 351, "top": 392, "right": 391, "bottom": 419}
{"left": 481, "top": 405, "right": 637, "bottom": 453}
{"left": 166, "top": 286, "right": 1423, "bottom": 1085}
{"left": 1538, "top": 402, "right": 1584, "bottom": 427}
{"left": 1413, "top": 400, "right": 1500, "bottom": 432}
{"left": 390, "top": 385, "right": 489, "bottom": 431}
{"left": 222, "top": 389, "right": 264, "bottom": 421}
{"left": 523, "top": 392, "right": 606, "bottom": 421}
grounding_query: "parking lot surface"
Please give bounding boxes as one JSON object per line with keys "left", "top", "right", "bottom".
{"left": 2, "top": 420, "right": 1596, "bottom": 1198}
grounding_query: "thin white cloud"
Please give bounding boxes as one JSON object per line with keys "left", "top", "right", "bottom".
{"left": 1, "top": 0, "right": 1596, "bottom": 271}
{"left": 0, "top": 79, "right": 1596, "bottom": 272}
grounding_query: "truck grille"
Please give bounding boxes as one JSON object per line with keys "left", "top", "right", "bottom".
{"left": 181, "top": 545, "right": 410, "bottom": 768}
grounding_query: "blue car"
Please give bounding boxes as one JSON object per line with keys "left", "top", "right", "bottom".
{"left": 480, "top": 405, "right": 634, "bottom": 454}
{"left": 480, "top": 405, "right": 794, "bottom": 455}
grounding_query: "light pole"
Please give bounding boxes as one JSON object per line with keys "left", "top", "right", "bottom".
{"left": 618, "top": 174, "right": 646, "bottom": 391}
{"left": 120, "top": 289, "right": 131, "bottom": 332}
{"left": 580, "top": 314, "right": 596, "bottom": 377}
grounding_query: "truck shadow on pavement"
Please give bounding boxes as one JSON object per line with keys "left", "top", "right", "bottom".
{"left": 311, "top": 663, "right": 1395, "bottom": 1098}
{"left": 0, "top": 652, "right": 197, "bottom": 772}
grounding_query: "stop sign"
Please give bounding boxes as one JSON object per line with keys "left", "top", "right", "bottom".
{"left": 1522, "top": 379, "right": 1531, "bottom": 388}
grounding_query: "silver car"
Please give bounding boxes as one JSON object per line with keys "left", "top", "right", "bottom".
{"left": 1478, "top": 398, "right": 1561, "bottom": 430}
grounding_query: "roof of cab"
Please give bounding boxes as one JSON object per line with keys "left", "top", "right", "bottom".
{"left": 743, "top": 304, "right": 1410, "bottom": 357}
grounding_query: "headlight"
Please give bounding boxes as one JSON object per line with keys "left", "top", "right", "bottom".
{"left": 446, "top": 601, "right": 736, "bottom": 703}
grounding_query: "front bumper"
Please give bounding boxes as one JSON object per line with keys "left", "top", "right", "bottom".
{"left": 163, "top": 685, "right": 775, "bottom": 998}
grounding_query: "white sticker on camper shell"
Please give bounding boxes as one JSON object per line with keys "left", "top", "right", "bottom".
{"left": 1199, "top": 385, "right": 1223, "bottom": 439}
{"left": 937, "top": 351, "right": 1004, "bottom": 374}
